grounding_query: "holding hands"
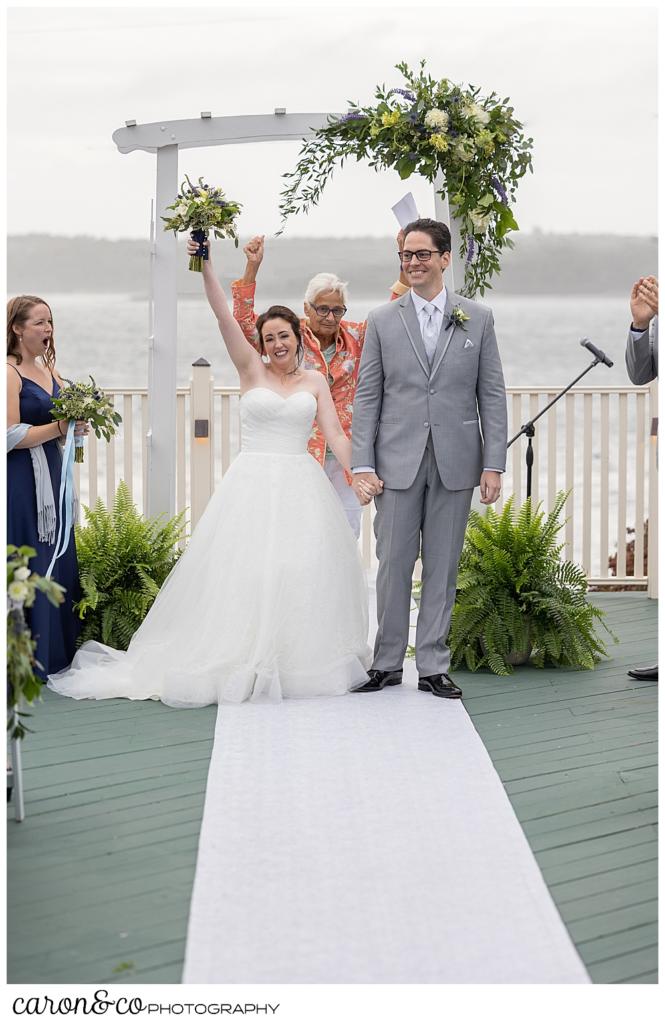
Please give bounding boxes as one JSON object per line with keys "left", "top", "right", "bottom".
{"left": 630, "top": 276, "right": 659, "bottom": 330}
{"left": 351, "top": 472, "right": 384, "bottom": 506}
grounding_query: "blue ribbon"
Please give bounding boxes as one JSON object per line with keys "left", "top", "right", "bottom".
{"left": 46, "top": 421, "right": 76, "bottom": 579}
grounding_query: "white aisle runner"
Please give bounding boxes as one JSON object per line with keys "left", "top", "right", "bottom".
{"left": 183, "top": 589, "right": 590, "bottom": 984}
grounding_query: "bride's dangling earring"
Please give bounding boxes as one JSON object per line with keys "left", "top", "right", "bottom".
{"left": 261, "top": 354, "right": 271, "bottom": 364}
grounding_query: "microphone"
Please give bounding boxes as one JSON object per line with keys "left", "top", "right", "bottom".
{"left": 580, "top": 338, "right": 613, "bottom": 368}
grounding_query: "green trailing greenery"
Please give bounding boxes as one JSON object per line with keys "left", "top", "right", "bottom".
{"left": 411, "top": 492, "right": 616, "bottom": 676}
{"left": 279, "top": 59, "right": 533, "bottom": 296}
{"left": 74, "top": 481, "right": 186, "bottom": 651}
{"left": 7, "top": 545, "right": 65, "bottom": 739}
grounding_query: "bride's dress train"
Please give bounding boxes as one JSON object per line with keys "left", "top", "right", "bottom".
{"left": 48, "top": 388, "right": 371, "bottom": 705}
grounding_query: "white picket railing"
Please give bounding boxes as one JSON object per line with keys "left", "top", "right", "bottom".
{"left": 74, "top": 365, "right": 658, "bottom": 593}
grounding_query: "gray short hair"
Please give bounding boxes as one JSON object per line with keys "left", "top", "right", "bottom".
{"left": 304, "top": 272, "right": 348, "bottom": 306}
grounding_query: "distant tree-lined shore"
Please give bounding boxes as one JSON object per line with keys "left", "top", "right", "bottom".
{"left": 8, "top": 232, "right": 657, "bottom": 298}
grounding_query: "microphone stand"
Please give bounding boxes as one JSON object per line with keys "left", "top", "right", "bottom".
{"left": 508, "top": 353, "right": 609, "bottom": 501}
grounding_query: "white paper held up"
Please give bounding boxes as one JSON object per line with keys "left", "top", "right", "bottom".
{"left": 391, "top": 192, "right": 419, "bottom": 229}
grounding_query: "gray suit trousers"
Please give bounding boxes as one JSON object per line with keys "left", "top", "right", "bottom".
{"left": 373, "top": 436, "right": 473, "bottom": 676}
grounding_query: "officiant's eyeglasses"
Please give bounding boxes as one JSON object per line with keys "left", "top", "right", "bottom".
{"left": 311, "top": 305, "right": 348, "bottom": 320}
{"left": 399, "top": 250, "right": 443, "bottom": 263}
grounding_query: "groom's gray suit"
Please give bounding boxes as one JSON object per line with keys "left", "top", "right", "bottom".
{"left": 352, "top": 288, "right": 508, "bottom": 676}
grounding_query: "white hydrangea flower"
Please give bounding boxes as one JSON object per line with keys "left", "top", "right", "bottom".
{"left": 8, "top": 581, "right": 28, "bottom": 603}
{"left": 424, "top": 108, "right": 449, "bottom": 131}
{"left": 470, "top": 209, "right": 492, "bottom": 233}
{"left": 13, "top": 567, "right": 30, "bottom": 581}
{"left": 465, "top": 101, "right": 490, "bottom": 125}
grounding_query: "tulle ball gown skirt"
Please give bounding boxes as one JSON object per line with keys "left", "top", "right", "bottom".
{"left": 48, "top": 450, "right": 371, "bottom": 706}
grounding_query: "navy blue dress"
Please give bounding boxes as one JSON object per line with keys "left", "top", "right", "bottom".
{"left": 7, "top": 368, "right": 81, "bottom": 678}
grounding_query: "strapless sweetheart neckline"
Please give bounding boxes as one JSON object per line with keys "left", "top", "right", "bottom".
{"left": 240, "top": 386, "right": 317, "bottom": 404}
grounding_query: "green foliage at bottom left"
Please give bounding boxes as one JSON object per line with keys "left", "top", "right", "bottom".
{"left": 7, "top": 545, "right": 65, "bottom": 739}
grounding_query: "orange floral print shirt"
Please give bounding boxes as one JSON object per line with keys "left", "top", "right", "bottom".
{"left": 231, "top": 280, "right": 403, "bottom": 476}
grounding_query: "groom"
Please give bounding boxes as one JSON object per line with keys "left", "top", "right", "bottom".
{"left": 350, "top": 218, "right": 507, "bottom": 699}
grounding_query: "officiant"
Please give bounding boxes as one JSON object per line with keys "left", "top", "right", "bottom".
{"left": 228, "top": 233, "right": 407, "bottom": 538}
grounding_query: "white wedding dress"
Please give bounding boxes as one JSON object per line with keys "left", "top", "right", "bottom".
{"left": 48, "top": 388, "right": 371, "bottom": 706}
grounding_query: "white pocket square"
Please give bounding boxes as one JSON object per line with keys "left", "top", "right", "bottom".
{"left": 464, "top": 338, "right": 474, "bottom": 349}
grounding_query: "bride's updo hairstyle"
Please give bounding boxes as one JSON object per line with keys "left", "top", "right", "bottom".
{"left": 255, "top": 305, "right": 304, "bottom": 366}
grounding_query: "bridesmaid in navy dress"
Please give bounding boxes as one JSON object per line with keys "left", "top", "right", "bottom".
{"left": 6, "top": 296, "right": 88, "bottom": 678}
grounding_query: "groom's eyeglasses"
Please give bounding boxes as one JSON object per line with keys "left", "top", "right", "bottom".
{"left": 398, "top": 250, "right": 443, "bottom": 263}
{"left": 311, "top": 305, "right": 347, "bottom": 319}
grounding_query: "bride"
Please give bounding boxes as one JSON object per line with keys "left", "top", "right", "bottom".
{"left": 48, "top": 242, "right": 376, "bottom": 706}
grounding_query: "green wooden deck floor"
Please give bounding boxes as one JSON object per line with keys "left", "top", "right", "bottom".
{"left": 7, "top": 594, "right": 657, "bottom": 985}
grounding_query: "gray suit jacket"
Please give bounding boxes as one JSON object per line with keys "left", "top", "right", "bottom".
{"left": 626, "top": 316, "right": 658, "bottom": 385}
{"left": 352, "top": 289, "right": 508, "bottom": 490}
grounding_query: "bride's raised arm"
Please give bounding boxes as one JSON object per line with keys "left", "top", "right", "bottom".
{"left": 189, "top": 236, "right": 262, "bottom": 377}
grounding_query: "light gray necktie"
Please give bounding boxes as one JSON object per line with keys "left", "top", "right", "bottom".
{"left": 421, "top": 302, "right": 438, "bottom": 367}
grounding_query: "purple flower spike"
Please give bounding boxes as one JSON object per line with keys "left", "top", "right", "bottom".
{"left": 339, "top": 111, "right": 365, "bottom": 123}
{"left": 465, "top": 237, "right": 475, "bottom": 265}
{"left": 491, "top": 176, "right": 508, "bottom": 204}
{"left": 387, "top": 88, "right": 416, "bottom": 102}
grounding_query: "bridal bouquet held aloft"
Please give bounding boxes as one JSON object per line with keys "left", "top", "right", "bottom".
{"left": 51, "top": 377, "right": 122, "bottom": 463}
{"left": 162, "top": 176, "right": 242, "bottom": 271}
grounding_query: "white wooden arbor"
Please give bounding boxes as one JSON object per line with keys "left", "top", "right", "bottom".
{"left": 112, "top": 112, "right": 461, "bottom": 518}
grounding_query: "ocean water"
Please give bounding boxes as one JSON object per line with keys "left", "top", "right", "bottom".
{"left": 48, "top": 292, "right": 636, "bottom": 390}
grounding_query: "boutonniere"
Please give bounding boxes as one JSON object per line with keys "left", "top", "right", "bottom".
{"left": 450, "top": 306, "right": 470, "bottom": 329}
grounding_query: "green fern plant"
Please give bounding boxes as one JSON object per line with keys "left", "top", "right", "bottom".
{"left": 442, "top": 491, "right": 617, "bottom": 675}
{"left": 74, "top": 481, "right": 187, "bottom": 650}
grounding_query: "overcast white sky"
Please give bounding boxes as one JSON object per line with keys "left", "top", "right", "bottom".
{"left": 6, "top": 2, "right": 660, "bottom": 239}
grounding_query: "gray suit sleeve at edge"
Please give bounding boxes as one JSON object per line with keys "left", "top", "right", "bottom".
{"left": 476, "top": 309, "right": 508, "bottom": 473}
{"left": 351, "top": 314, "right": 384, "bottom": 469}
{"left": 626, "top": 318, "right": 658, "bottom": 385}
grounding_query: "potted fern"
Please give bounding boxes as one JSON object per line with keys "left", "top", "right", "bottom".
{"left": 446, "top": 491, "right": 617, "bottom": 675}
{"left": 75, "top": 481, "right": 186, "bottom": 650}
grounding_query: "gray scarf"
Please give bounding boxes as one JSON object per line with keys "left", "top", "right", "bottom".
{"left": 7, "top": 424, "right": 78, "bottom": 544}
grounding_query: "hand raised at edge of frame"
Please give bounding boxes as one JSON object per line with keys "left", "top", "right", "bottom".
{"left": 637, "top": 275, "right": 658, "bottom": 316}
{"left": 630, "top": 276, "right": 658, "bottom": 329}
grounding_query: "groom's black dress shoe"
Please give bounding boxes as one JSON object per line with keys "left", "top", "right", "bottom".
{"left": 627, "top": 664, "right": 658, "bottom": 681}
{"left": 350, "top": 669, "right": 403, "bottom": 693}
{"left": 418, "top": 674, "right": 463, "bottom": 699}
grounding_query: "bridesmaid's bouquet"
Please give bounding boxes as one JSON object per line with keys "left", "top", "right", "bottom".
{"left": 51, "top": 377, "right": 122, "bottom": 463}
{"left": 162, "top": 175, "right": 242, "bottom": 271}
